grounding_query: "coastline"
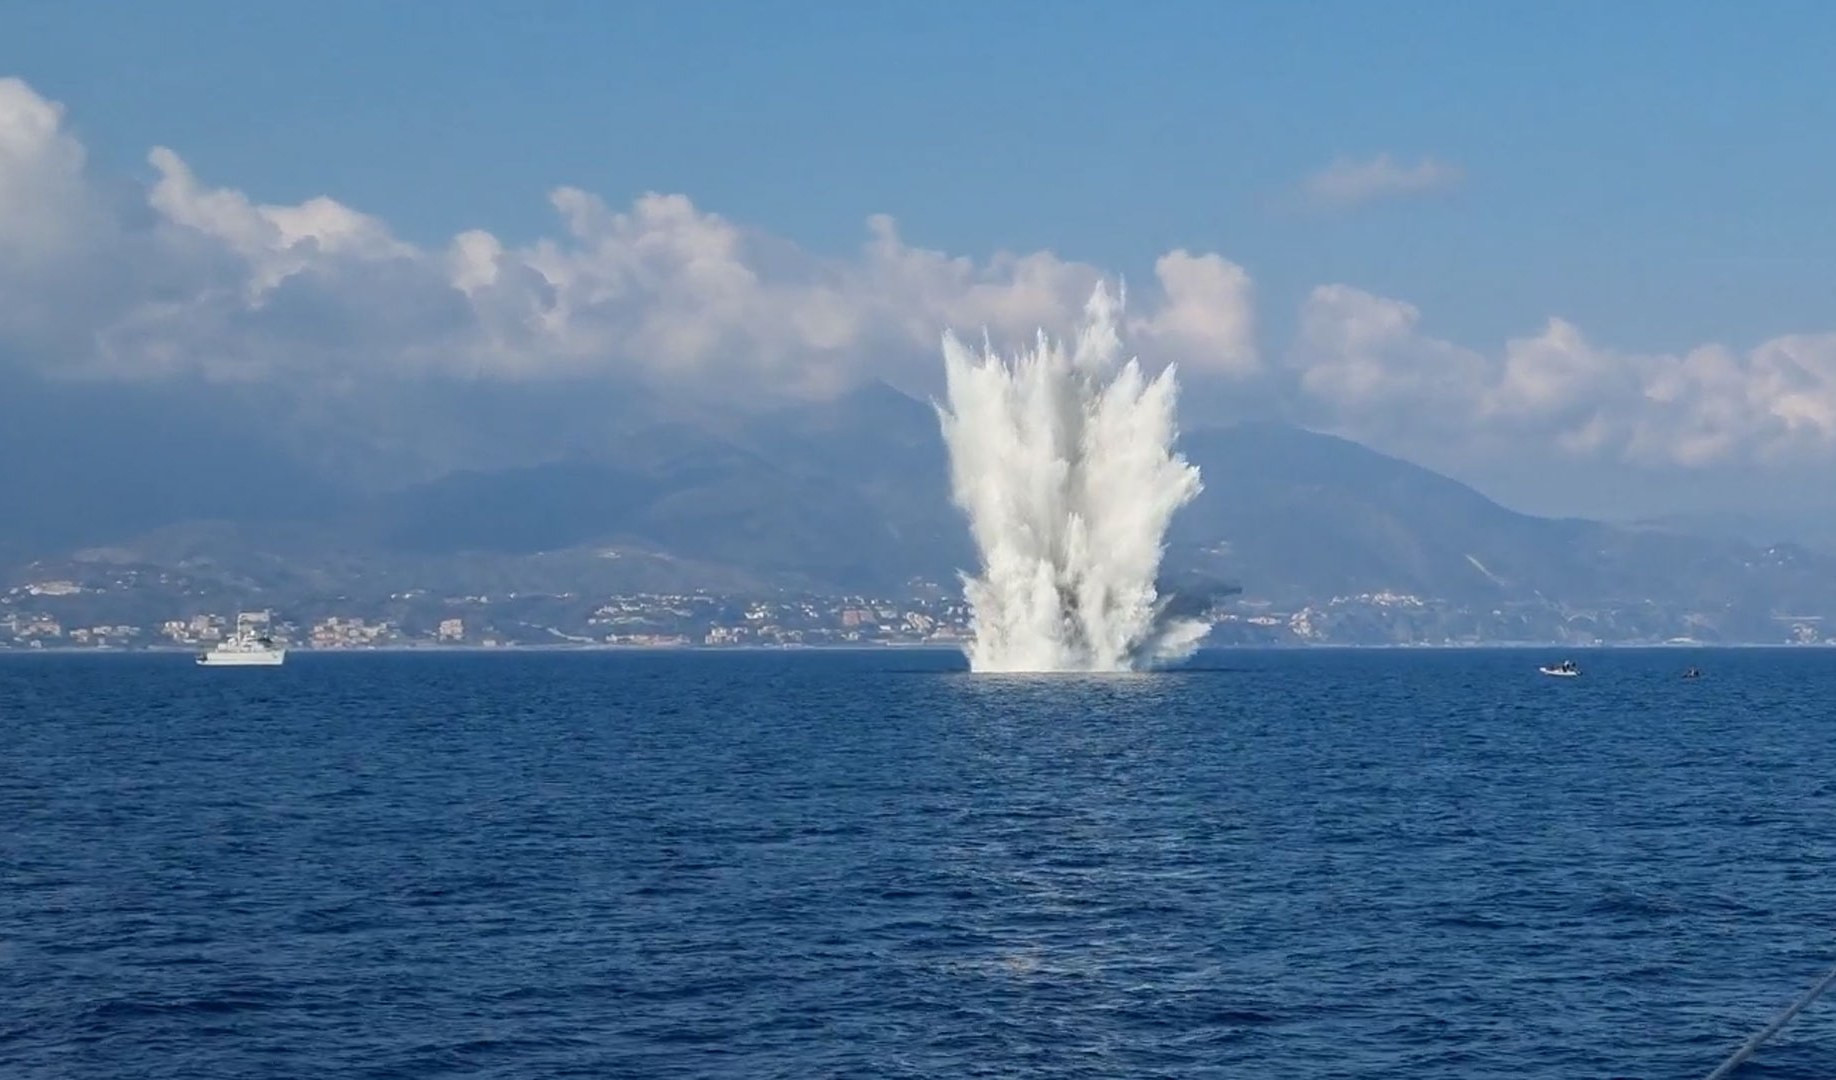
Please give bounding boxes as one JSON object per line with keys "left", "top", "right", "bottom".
{"left": 2, "top": 640, "right": 1832, "bottom": 658}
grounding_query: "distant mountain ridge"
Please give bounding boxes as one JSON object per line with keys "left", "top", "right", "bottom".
{"left": 8, "top": 379, "right": 1836, "bottom": 639}
{"left": 1170, "top": 423, "right": 1771, "bottom": 604}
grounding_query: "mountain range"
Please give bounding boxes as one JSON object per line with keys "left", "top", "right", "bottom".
{"left": 7, "top": 379, "right": 1836, "bottom": 639}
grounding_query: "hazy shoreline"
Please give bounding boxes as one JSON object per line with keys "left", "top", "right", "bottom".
{"left": 3, "top": 640, "right": 1831, "bottom": 658}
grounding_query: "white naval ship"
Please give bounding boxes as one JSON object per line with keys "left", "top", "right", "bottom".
{"left": 197, "top": 612, "right": 286, "bottom": 666}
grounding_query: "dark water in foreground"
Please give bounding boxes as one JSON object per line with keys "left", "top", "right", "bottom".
{"left": 4, "top": 647, "right": 1836, "bottom": 1078}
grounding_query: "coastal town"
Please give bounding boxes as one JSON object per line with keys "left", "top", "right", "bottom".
{"left": 4, "top": 571, "right": 1832, "bottom": 651}
{"left": 0, "top": 579, "right": 975, "bottom": 651}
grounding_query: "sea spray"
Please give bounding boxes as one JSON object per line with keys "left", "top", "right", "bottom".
{"left": 936, "top": 284, "right": 1205, "bottom": 672}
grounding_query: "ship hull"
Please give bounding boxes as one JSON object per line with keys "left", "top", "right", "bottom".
{"left": 197, "top": 649, "right": 286, "bottom": 666}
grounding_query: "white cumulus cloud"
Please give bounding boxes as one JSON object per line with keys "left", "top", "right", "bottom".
{"left": 1290, "top": 283, "right": 1836, "bottom": 469}
{"left": 11, "top": 74, "right": 1836, "bottom": 482}
{"left": 0, "top": 77, "right": 1261, "bottom": 404}
{"left": 1128, "top": 251, "right": 1258, "bottom": 379}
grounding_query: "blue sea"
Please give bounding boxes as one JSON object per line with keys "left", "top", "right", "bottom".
{"left": 4, "top": 647, "right": 1835, "bottom": 1078}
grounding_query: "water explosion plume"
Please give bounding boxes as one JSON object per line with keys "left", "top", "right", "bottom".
{"left": 936, "top": 284, "right": 1206, "bottom": 673}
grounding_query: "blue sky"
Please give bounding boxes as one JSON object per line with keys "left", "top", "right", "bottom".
{"left": 13, "top": 0, "right": 1833, "bottom": 351}
{"left": 4, "top": 1, "right": 1836, "bottom": 521}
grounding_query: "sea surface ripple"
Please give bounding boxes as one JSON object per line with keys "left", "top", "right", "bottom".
{"left": 3, "top": 647, "right": 1835, "bottom": 1078}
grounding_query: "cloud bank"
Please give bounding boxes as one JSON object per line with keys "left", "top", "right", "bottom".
{"left": 6, "top": 75, "right": 1836, "bottom": 480}
{"left": 0, "top": 77, "right": 1259, "bottom": 404}
{"left": 1290, "top": 285, "right": 1836, "bottom": 469}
